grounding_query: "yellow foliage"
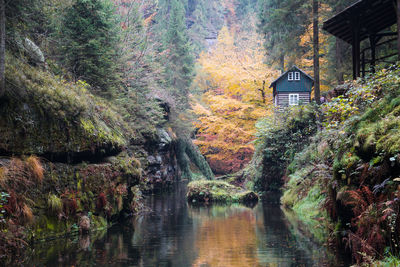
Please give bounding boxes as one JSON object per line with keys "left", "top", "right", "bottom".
{"left": 192, "top": 23, "right": 277, "bottom": 173}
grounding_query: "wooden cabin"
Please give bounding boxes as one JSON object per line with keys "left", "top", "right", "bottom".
{"left": 270, "top": 66, "right": 314, "bottom": 108}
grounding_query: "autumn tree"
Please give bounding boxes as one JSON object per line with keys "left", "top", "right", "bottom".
{"left": 193, "top": 25, "right": 278, "bottom": 174}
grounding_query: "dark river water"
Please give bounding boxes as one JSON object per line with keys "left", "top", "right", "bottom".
{"left": 28, "top": 182, "right": 347, "bottom": 266}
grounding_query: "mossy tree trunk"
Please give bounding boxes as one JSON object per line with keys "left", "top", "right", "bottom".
{"left": 0, "top": 0, "right": 5, "bottom": 98}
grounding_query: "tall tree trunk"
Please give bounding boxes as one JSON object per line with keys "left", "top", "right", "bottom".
{"left": 397, "top": 0, "right": 400, "bottom": 59}
{"left": 279, "top": 54, "right": 285, "bottom": 73}
{"left": 0, "top": 0, "right": 5, "bottom": 98}
{"left": 313, "top": 0, "right": 320, "bottom": 104}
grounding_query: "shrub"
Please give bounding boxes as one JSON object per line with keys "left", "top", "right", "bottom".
{"left": 253, "top": 104, "right": 318, "bottom": 191}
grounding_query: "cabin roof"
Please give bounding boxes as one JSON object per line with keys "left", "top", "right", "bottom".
{"left": 270, "top": 66, "right": 314, "bottom": 88}
{"left": 322, "top": 0, "right": 396, "bottom": 44}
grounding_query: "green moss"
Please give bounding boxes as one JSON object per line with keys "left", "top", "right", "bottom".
{"left": 291, "top": 185, "right": 328, "bottom": 243}
{"left": 91, "top": 215, "right": 108, "bottom": 230}
{"left": 1, "top": 52, "right": 127, "bottom": 156}
{"left": 281, "top": 166, "right": 313, "bottom": 208}
{"left": 30, "top": 216, "right": 72, "bottom": 241}
{"left": 187, "top": 180, "right": 258, "bottom": 204}
{"left": 372, "top": 255, "right": 400, "bottom": 267}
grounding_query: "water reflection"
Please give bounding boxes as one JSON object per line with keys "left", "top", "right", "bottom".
{"left": 190, "top": 205, "right": 259, "bottom": 267}
{"left": 27, "top": 184, "right": 344, "bottom": 266}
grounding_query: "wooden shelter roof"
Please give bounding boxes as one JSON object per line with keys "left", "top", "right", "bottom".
{"left": 323, "top": 0, "right": 397, "bottom": 44}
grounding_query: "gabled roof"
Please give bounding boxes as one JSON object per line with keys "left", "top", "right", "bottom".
{"left": 270, "top": 66, "right": 314, "bottom": 88}
{"left": 322, "top": 0, "right": 396, "bottom": 44}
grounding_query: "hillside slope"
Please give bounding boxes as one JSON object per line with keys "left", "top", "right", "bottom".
{"left": 254, "top": 66, "right": 400, "bottom": 265}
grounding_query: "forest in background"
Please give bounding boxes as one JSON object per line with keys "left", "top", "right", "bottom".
{"left": 1, "top": 0, "right": 383, "bottom": 176}
{"left": 2, "top": 0, "right": 400, "bottom": 265}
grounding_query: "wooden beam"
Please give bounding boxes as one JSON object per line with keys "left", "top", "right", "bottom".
{"left": 352, "top": 17, "right": 361, "bottom": 79}
{"left": 369, "top": 34, "right": 376, "bottom": 73}
{"left": 362, "top": 51, "right": 366, "bottom": 78}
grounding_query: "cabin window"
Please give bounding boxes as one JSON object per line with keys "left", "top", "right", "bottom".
{"left": 289, "top": 94, "right": 299, "bottom": 106}
{"left": 294, "top": 72, "right": 300, "bottom": 81}
{"left": 288, "top": 72, "right": 294, "bottom": 81}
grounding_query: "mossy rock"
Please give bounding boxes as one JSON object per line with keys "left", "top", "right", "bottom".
{"left": 186, "top": 180, "right": 258, "bottom": 204}
{"left": 0, "top": 53, "right": 127, "bottom": 161}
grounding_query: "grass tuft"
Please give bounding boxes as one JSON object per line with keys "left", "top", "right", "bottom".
{"left": 26, "top": 156, "right": 44, "bottom": 183}
{"left": 47, "top": 194, "right": 63, "bottom": 214}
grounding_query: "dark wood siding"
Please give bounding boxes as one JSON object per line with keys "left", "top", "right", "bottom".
{"left": 276, "top": 71, "right": 313, "bottom": 93}
{"left": 276, "top": 92, "right": 310, "bottom": 107}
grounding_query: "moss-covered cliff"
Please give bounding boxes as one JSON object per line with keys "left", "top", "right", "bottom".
{"left": 0, "top": 52, "right": 195, "bottom": 264}
{"left": 1, "top": 53, "right": 126, "bottom": 161}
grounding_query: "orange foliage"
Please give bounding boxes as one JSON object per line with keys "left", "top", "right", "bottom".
{"left": 192, "top": 25, "right": 278, "bottom": 174}
{"left": 26, "top": 156, "right": 44, "bottom": 183}
{"left": 341, "top": 186, "right": 388, "bottom": 264}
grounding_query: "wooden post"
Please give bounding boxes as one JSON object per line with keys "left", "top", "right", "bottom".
{"left": 352, "top": 17, "right": 361, "bottom": 79}
{"left": 369, "top": 35, "right": 376, "bottom": 73}
{"left": 361, "top": 51, "right": 365, "bottom": 78}
{"left": 0, "top": 0, "right": 5, "bottom": 98}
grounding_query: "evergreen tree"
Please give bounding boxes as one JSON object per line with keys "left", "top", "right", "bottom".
{"left": 257, "top": 0, "right": 308, "bottom": 71}
{"left": 163, "top": 0, "right": 194, "bottom": 110}
{"left": 236, "top": 0, "right": 258, "bottom": 19}
{"left": 59, "top": 0, "right": 121, "bottom": 97}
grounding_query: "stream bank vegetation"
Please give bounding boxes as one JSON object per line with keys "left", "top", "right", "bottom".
{"left": 0, "top": 0, "right": 215, "bottom": 264}
{"left": 252, "top": 66, "right": 400, "bottom": 265}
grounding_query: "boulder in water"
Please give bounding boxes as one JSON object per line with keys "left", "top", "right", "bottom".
{"left": 79, "top": 215, "right": 91, "bottom": 234}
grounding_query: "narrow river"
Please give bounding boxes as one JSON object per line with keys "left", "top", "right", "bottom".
{"left": 28, "top": 182, "right": 347, "bottom": 266}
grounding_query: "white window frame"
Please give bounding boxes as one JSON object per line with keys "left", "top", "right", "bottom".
{"left": 294, "top": 72, "right": 300, "bottom": 81}
{"left": 289, "top": 94, "right": 299, "bottom": 106}
{"left": 288, "top": 72, "right": 294, "bottom": 81}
